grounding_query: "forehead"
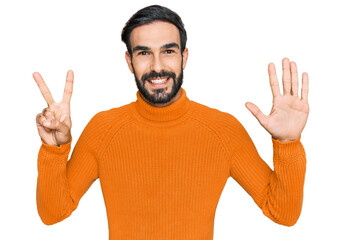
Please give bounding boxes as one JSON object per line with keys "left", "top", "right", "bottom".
{"left": 130, "top": 21, "right": 180, "bottom": 48}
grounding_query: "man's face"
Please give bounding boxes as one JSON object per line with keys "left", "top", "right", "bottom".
{"left": 125, "top": 21, "right": 188, "bottom": 105}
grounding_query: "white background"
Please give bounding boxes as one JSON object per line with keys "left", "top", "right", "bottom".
{"left": 1, "top": 0, "right": 341, "bottom": 239}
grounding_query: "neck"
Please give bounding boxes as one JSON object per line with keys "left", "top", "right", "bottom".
{"left": 132, "top": 87, "right": 191, "bottom": 124}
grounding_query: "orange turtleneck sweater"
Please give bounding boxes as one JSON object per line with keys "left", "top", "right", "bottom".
{"left": 36, "top": 87, "right": 306, "bottom": 239}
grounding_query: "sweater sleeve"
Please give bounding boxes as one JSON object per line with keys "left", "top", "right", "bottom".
{"left": 228, "top": 116, "right": 306, "bottom": 226}
{"left": 36, "top": 112, "right": 103, "bottom": 225}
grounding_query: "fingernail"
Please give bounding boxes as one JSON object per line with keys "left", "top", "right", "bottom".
{"left": 43, "top": 121, "right": 50, "bottom": 127}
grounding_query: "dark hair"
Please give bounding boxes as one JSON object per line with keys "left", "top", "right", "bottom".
{"left": 121, "top": 5, "right": 187, "bottom": 55}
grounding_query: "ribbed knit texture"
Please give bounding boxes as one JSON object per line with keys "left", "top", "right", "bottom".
{"left": 36, "top": 87, "right": 306, "bottom": 239}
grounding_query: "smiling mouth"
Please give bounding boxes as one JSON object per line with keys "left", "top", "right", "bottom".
{"left": 147, "top": 77, "right": 171, "bottom": 85}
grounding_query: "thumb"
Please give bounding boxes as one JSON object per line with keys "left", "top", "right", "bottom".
{"left": 43, "top": 119, "right": 69, "bottom": 133}
{"left": 245, "top": 102, "right": 268, "bottom": 127}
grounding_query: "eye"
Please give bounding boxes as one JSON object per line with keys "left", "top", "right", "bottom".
{"left": 164, "top": 49, "right": 175, "bottom": 54}
{"left": 138, "top": 51, "right": 149, "bottom": 55}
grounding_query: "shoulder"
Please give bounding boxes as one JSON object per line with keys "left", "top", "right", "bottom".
{"left": 92, "top": 103, "right": 131, "bottom": 124}
{"left": 83, "top": 103, "right": 133, "bottom": 137}
{"left": 78, "top": 103, "right": 134, "bottom": 153}
{"left": 189, "top": 100, "right": 251, "bottom": 144}
{"left": 190, "top": 100, "right": 244, "bottom": 130}
{"left": 189, "top": 100, "right": 250, "bottom": 155}
{"left": 94, "top": 103, "right": 133, "bottom": 127}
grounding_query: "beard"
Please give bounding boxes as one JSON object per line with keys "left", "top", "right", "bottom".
{"left": 133, "top": 66, "right": 184, "bottom": 105}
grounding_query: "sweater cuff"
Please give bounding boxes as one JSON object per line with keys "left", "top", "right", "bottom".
{"left": 38, "top": 137, "right": 72, "bottom": 165}
{"left": 272, "top": 136, "right": 304, "bottom": 165}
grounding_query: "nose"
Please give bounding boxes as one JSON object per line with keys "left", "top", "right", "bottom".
{"left": 150, "top": 55, "right": 163, "bottom": 73}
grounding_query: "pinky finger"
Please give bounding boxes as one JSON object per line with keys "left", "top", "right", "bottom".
{"left": 36, "top": 113, "right": 45, "bottom": 126}
{"left": 301, "top": 72, "right": 309, "bottom": 102}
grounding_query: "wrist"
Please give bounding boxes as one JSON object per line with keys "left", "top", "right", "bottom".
{"left": 278, "top": 139, "right": 293, "bottom": 143}
{"left": 272, "top": 135, "right": 301, "bottom": 143}
{"left": 272, "top": 137, "right": 304, "bottom": 165}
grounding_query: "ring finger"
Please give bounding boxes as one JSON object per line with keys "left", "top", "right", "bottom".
{"left": 42, "top": 107, "right": 55, "bottom": 119}
{"left": 36, "top": 113, "right": 46, "bottom": 126}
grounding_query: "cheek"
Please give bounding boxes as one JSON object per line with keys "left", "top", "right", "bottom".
{"left": 132, "top": 58, "right": 150, "bottom": 76}
{"left": 164, "top": 57, "right": 183, "bottom": 72}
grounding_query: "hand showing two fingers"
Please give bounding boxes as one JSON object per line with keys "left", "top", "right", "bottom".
{"left": 33, "top": 70, "right": 74, "bottom": 146}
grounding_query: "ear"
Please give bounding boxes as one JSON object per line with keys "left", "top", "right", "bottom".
{"left": 125, "top": 51, "right": 134, "bottom": 73}
{"left": 182, "top": 48, "right": 189, "bottom": 70}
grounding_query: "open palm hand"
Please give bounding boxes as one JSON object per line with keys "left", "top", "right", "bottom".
{"left": 246, "top": 58, "right": 309, "bottom": 142}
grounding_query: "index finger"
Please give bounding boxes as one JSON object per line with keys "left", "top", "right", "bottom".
{"left": 268, "top": 62, "right": 281, "bottom": 98}
{"left": 62, "top": 70, "right": 74, "bottom": 103}
{"left": 32, "top": 72, "right": 55, "bottom": 106}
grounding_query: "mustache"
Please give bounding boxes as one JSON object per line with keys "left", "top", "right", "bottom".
{"left": 141, "top": 71, "right": 176, "bottom": 82}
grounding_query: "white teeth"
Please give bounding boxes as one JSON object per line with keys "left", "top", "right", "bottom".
{"left": 150, "top": 78, "right": 168, "bottom": 84}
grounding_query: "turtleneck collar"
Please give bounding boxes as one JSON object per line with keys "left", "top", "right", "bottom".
{"left": 131, "top": 87, "right": 192, "bottom": 123}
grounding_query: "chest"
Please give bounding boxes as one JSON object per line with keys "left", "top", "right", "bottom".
{"left": 98, "top": 122, "right": 231, "bottom": 208}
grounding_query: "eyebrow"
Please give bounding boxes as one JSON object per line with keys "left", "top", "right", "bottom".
{"left": 132, "top": 45, "right": 151, "bottom": 53}
{"left": 161, "top": 43, "right": 180, "bottom": 49}
{"left": 132, "top": 43, "right": 180, "bottom": 53}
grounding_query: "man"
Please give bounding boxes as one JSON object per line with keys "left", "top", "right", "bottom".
{"left": 34, "top": 5, "right": 309, "bottom": 240}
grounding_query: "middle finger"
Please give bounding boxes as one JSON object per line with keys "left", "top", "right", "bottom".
{"left": 282, "top": 57, "right": 291, "bottom": 95}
